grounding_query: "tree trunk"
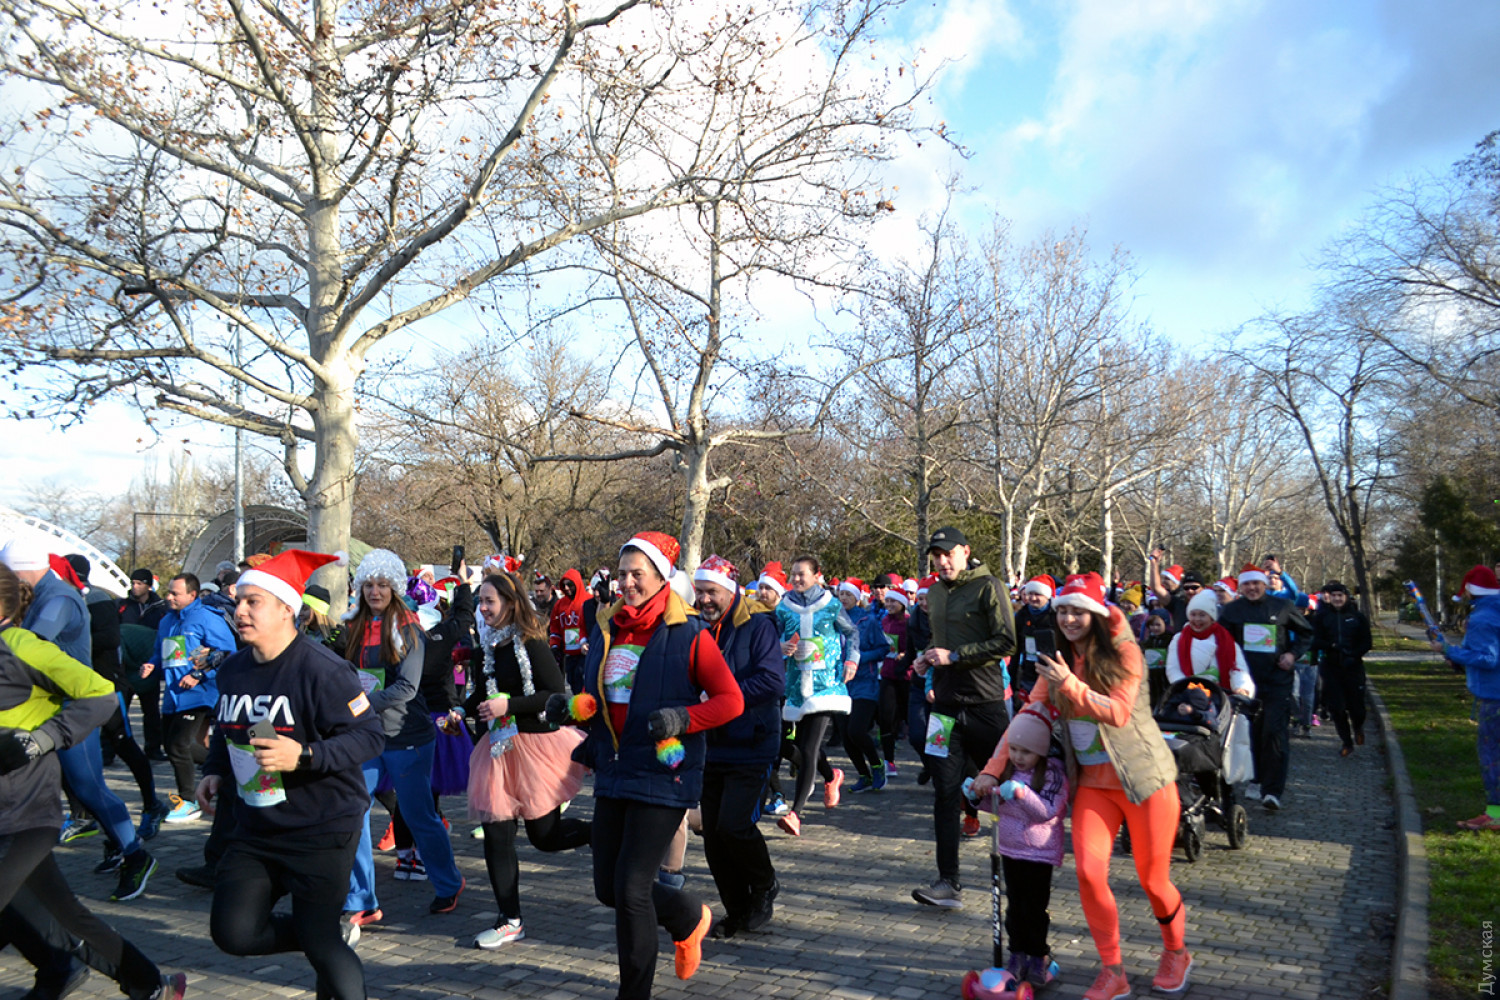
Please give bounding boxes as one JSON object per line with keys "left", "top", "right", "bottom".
{"left": 678, "top": 436, "right": 713, "bottom": 574}
{"left": 304, "top": 360, "right": 359, "bottom": 613}
{"left": 1099, "top": 490, "right": 1115, "bottom": 587}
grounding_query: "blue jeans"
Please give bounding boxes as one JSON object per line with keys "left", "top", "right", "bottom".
{"left": 57, "top": 730, "right": 141, "bottom": 855}
{"left": 1294, "top": 660, "right": 1318, "bottom": 727}
{"left": 346, "top": 741, "right": 461, "bottom": 910}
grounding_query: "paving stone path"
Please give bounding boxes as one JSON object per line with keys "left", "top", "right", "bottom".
{"left": 1, "top": 716, "right": 1397, "bottom": 1000}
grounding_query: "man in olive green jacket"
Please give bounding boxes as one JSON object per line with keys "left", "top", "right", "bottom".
{"left": 911, "top": 527, "right": 1016, "bottom": 909}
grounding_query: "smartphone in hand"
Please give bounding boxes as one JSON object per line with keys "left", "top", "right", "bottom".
{"left": 1033, "top": 630, "right": 1057, "bottom": 660}
{"left": 451, "top": 544, "right": 465, "bottom": 575}
{"left": 247, "top": 719, "right": 277, "bottom": 742}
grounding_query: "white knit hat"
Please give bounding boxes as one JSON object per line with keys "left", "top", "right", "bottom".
{"left": 1187, "top": 589, "right": 1220, "bottom": 621}
{"left": 351, "top": 549, "right": 407, "bottom": 594}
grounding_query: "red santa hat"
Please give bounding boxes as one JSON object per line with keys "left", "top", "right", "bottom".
{"left": 1160, "top": 564, "right": 1184, "bottom": 586}
{"left": 1022, "top": 575, "right": 1055, "bottom": 598}
{"left": 1237, "top": 563, "right": 1268, "bottom": 585}
{"left": 1052, "top": 572, "right": 1109, "bottom": 618}
{"left": 483, "top": 553, "right": 524, "bottom": 575}
{"left": 694, "top": 554, "right": 740, "bottom": 593}
{"left": 838, "top": 577, "right": 866, "bottom": 600}
{"left": 1213, "top": 576, "right": 1239, "bottom": 595}
{"left": 620, "top": 531, "right": 680, "bottom": 582}
{"left": 1463, "top": 565, "right": 1500, "bottom": 597}
{"left": 238, "top": 549, "right": 347, "bottom": 612}
{"left": 48, "top": 554, "right": 86, "bottom": 591}
{"left": 917, "top": 574, "right": 936, "bottom": 596}
{"left": 884, "top": 588, "right": 909, "bottom": 609}
{"left": 758, "top": 562, "right": 788, "bottom": 596}
{"left": 433, "top": 575, "right": 462, "bottom": 601}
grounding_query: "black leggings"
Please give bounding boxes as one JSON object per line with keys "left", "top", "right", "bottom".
{"left": 1002, "top": 856, "right": 1055, "bottom": 958}
{"left": 591, "top": 797, "right": 702, "bottom": 1000}
{"left": 101, "top": 703, "right": 157, "bottom": 806}
{"left": 878, "top": 678, "right": 909, "bottom": 762}
{"left": 0, "top": 827, "right": 161, "bottom": 1000}
{"left": 482, "top": 808, "right": 591, "bottom": 923}
{"left": 789, "top": 713, "right": 837, "bottom": 814}
{"left": 837, "top": 699, "right": 880, "bottom": 778}
{"left": 211, "top": 831, "right": 363, "bottom": 1000}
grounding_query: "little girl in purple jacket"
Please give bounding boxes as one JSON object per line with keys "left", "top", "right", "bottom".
{"left": 970, "top": 701, "right": 1068, "bottom": 990}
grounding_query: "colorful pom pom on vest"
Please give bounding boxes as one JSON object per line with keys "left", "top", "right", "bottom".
{"left": 655, "top": 737, "right": 685, "bottom": 769}
{"left": 569, "top": 693, "right": 597, "bottom": 722}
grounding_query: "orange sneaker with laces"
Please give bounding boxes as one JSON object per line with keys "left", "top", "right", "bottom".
{"left": 675, "top": 904, "right": 712, "bottom": 980}
{"left": 824, "top": 768, "right": 844, "bottom": 808}
{"left": 1153, "top": 948, "right": 1193, "bottom": 993}
{"left": 1082, "top": 967, "right": 1131, "bottom": 1000}
{"left": 376, "top": 821, "right": 395, "bottom": 852}
{"left": 777, "top": 811, "right": 801, "bottom": 836}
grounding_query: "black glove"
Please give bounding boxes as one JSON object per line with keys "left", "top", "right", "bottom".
{"left": 544, "top": 693, "right": 571, "bottom": 726}
{"left": 646, "top": 706, "right": 690, "bottom": 741}
{"left": 0, "top": 732, "right": 41, "bottom": 775}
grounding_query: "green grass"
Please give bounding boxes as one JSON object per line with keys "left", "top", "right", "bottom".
{"left": 1370, "top": 623, "right": 1429, "bottom": 652}
{"left": 1367, "top": 657, "right": 1500, "bottom": 999}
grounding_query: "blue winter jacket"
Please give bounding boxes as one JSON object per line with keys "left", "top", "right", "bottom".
{"left": 22, "top": 571, "right": 92, "bottom": 669}
{"left": 848, "top": 605, "right": 885, "bottom": 702}
{"left": 155, "top": 598, "right": 239, "bottom": 713}
{"left": 1447, "top": 595, "right": 1500, "bottom": 702}
{"left": 704, "top": 593, "right": 784, "bottom": 766}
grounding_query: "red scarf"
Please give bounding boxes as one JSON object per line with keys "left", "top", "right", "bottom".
{"left": 611, "top": 584, "right": 670, "bottom": 647}
{"left": 1176, "top": 621, "right": 1237, "bottom": 682}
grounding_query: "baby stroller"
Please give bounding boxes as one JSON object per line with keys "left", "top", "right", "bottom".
{"left": 1153, "top": 677, "right": 1254, "bottom": 861}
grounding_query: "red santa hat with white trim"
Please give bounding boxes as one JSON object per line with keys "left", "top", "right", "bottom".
{"left": 1463, "top": 565, "right": 1500, "bottom": 597}
{"left": 238, "top": 549, "right": 347, "bottom": 612}
{"left": 917, "top": 574, "right": 936, "bottom": 596}
{"left": 1213, "top": 576, "right": 1239, "bottom": 595}
{"left": 1022, "top": 574, "right": 1055, "bottom": 598}
{"left": 1160, "top": 564, "right": 1184, "bottom": 586}
{"left": 620, "top": 531, "right": 680, "bottom": 582}
{"left": 837, "top": 577, "right": 866, "bottom": 600}
{"left": 884, "top": 588, "right": 909, "bottom": 609}
{"left": 758, "top": 562, "right": 788, "bottom": 596}
{"left": 694, "top": 554, "right": 739, "bottom": 593}
{"left": 1051, "top": 572, "right": 1109, "bottom": 617}
{"left": 1237, "top": 563, "right": 1268, "bottom": 585}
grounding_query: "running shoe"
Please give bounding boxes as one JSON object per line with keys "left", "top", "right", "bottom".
{"left": 340, "top": 916, "right": 361, "bottom": 949}
{"left": 95, "top": 843, "right": 124, "bottom": 875}
{"left": 470, "top": 826, "right": 485, "bottom": 840}
{"left": 824, "top": 768, "right": 844, "bottom": 808}
{"left": 138, "top": 798, "right": 169, "bottom": 841}
{"left": 429, "top": 877, "right": 465, "bottom": 914}
{"left": 376, "top": 821, "right": 396, "bottom": 852}
{"left": 163, "top": 795, "right": 201, "bottom": 824}
{"left": 765, "top": 795, "right": 790, "bottom": 817}
{"left": 1026, "top": 954, "right": 1060, "bottom": 986}
{"left": 1458, "top": 814, "right": 1500, "bottom": 831}
{"left": 871, "top": 767, "right": 888, "bottom": 791}
{"left": 475, "top": 919, "right": 525, "bottom": 949}
{"left": 1153, "top": 949, "right": 1193, "bottom": 993}
{"left": 151, "top": 972, "right": 188, "bottom": 1000}
{"left": 394, "top": 855, "right": 427, "bottom": 881}
{"left": 776, "top": 811, "right": 801, "bottom": 837}
{"left": 744, "top": 877, "right": 780, "bottom": 932}
{"left": 911, "top": 878, "right": 962, "bottom": 908}
{"left": 58, "top": 815, "right": 99, "bottom": 844}
{"left": 849, "top": 775, "right": 875, "bottom": 794}
{"left": 657, "top": 868, "right": 686, "bottom": 891}
{"left": 885, "top": 761, "right": 898, "bottom": 778}
{"left": 346, "top": 909, "right": 384, "bottom": 928}
{"left": 110, "top": 851, "right": 158, "bottom": 902}
{"left": 1082, "top": 967, "right": 1131, "bottom": 1000}
{"left": 1262, "top": 794, "right": 1282, "bottom": 811}
{"left": 674, "top": 905, "right": 712, "bottom": 980}
{"left": 961, "top": 814, "right": 982, "bottom": 838}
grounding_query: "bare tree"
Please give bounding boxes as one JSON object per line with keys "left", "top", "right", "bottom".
{"left": 0, "top": 0, "right": 920, "bottom": 601}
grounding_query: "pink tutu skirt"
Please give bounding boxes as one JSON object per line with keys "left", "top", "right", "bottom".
{"left": 467, "top": 726, "right": 589, "bottom": 823}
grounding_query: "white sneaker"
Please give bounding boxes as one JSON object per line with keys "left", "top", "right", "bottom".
{"left": 1242, "top": 784, "right": 1261, "bottom": 801}
{"left": 1262, "top": 794, "right": 1281, "bottom": 811}
{"left": 475, "top": 919, "right": 525, "bottom": 949}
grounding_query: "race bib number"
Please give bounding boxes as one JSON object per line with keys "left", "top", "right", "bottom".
{"left": 489, "top": 716, "right": 519, "bottom": 747}
{"left": 603, "top": 644, "right": 644, "bottom": 704}
{"left": 1143, "top": 648, "right": 1165, "bottom": 669}
{"left": 924, "top": 712, "right": 956, "bottom": 758}
{"left": 357, "top": 668, "right": 384, "bottom": 694}
{"left": 162, "top": 636, "right": 190, "bottom": 670}
{"left": 227, "top": 741, "right": 288, "bottom": 808}
{"left": 1067, "top": 719, "right": 1109, "bottom": 766}
{"left": 564, "top": 627, "right": 581, "bottom": 648}
{"left": 1024, "top": 636, "right": 1037, "bottom": 659}
{"left": 1242, "top": 623, "right": 1277, "bottom": 654}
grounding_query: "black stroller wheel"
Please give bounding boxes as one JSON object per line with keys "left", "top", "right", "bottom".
{"left": 1182, "top": 823, "right": 1202, "bottom": 862}
{"left": 1227, "top": 803, "right": 1249, "bottom": 849}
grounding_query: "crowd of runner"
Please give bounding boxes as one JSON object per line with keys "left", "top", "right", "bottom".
{"left": 2, "top": 524, "right": 1497, "bottom": 1000}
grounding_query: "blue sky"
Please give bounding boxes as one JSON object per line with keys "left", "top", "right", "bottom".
{"left": 5, "top": 0, "right": 1500, "bottom": 512}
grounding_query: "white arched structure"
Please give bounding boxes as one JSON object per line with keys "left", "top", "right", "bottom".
{"left": 0, "top": 506, "right": 132, "bottom": 598}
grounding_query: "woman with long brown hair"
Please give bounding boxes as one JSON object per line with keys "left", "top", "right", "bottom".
{"left": 341, "top": 549, "right": 464, "bottom": 926}
{"left": 456, "top": 570, "right": 591, "bottom": 949}
{"left": 1007, "top": 572, "right": 1190, "bottom": 1000}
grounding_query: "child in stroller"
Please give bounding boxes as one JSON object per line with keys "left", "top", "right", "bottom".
{"left": 1154, "top": 676, "right": 1254, "bottom": 860}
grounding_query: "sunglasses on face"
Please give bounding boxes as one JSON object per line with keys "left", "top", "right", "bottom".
{"left": 1182, "top": 584, "right": 1202, "bottom": 592}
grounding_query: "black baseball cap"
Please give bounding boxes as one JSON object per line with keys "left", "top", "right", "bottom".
{"left": 927, "top": 527, "right": 969, "bottom": 552}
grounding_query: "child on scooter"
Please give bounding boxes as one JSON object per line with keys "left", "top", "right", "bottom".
{"left": 968, "top": 702, "right": 1068, "bottom": 995}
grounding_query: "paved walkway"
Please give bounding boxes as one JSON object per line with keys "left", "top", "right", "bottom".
{"left": 1, "top": 718, "right": 1399, "bottom": 1000}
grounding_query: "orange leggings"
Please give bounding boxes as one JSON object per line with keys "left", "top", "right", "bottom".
{"left": 1071, "top": 783, "right": 1185, "bottom": 966}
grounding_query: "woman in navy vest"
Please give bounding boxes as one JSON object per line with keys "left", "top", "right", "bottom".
{"left": 552, "top": 531, "right": 743, "bottom": 1000}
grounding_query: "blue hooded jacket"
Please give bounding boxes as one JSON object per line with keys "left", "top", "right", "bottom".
{"left": 156, "top": 598, "right": 239, "bottom": 713}
{"left": 848, "top": 604, "right": 886, "bottom": 702}
{"left": 1446, "top": 594, "right": 1500, "bottom": 702}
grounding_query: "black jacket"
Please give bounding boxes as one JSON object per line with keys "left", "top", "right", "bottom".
{"left": 1218, "top": 595, "right": 1313, "bottom": 682}
{"left": 118, "top": 594, "right": 167, "bottom": 631}
{"left": 1309, "top": 603, "right": 1372, "bottom": 667}
{"left": 421, "top": 583, "right": 476, "bottom": 713}
{"left": 464, "top": 636, "right": 564, "bottom": 735}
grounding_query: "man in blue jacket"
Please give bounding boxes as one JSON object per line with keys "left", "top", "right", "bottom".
{"left": 692, "top": 556, "right": 785, "bottom": 938}
{"left": 142, "top": 573, "right": 238, "bottom": 823}
{"left": 1435, "top": 566, "right": 1500, "bottom": 831}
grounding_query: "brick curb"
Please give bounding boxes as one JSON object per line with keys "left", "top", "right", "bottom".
{"left": 1367, "top": 680, "right": 1429, "bottom": 1000}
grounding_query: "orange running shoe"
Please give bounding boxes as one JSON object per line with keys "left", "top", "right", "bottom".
{"left": 376, "top": 821, "right": 395, "bottom": 852}
{"left": 1082, "top": 967, "right": 1131, "bottom": 1000}
{"left": 824, "top": 768, "right": 844, "bottom": 808}
{"left": 777, "top": 811, "right": 801, "bottom": 836}
{"left": 675, "top": 904, "right": 712, "bottom": 980}
{"left": 1153, "top": 949, "right": 1193, "bottom": 993}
